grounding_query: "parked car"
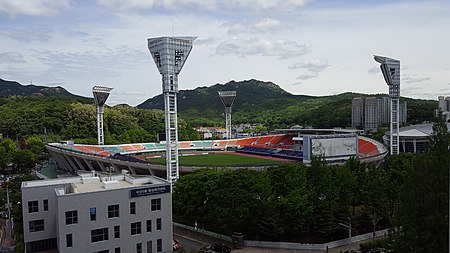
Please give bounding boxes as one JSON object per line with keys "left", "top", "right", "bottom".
{"left": 211, "top": 244, "right": 231, "bottom": 253}
{"left": 199, "top": 244, "right": 231, "bottom": 253}
{"left": 173, "top": 238, "right": 181, "bottom": 251}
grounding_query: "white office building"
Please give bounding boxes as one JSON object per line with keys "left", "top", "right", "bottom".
{"left": 22, "top": 172, "right": 172, "bottom": 253}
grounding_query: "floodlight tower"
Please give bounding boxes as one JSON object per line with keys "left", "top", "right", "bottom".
{"left": 218, "top": 91, "right": 237, "bottom": 139}
{"left": 374, "top": 55, "right": 400, "bottom": 155}
{"left": 92, "top": 86, "right": 113, "bottom": 145}
{"left": 148, "top": 36, "right": 196, "bottom": 183}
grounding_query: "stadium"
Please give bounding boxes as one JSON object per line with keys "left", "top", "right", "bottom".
{"left": 46, "top": 129, "right": 387, "bottom": 178}
{"left": 45, "top": 37, "right": 388, "bottom": 179}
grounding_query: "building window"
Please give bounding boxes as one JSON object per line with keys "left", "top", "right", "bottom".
{"left": 108, "top": 204, "right": 119, "bottom": 218}
{"left": 66, "top": 234, "right": 73, "bottom": 248}
{"left": 91, "top": 228, "right": 108, "bottom": 243}
{"left": 147, "top": 241, "right": 152, "bottom": 253}
{"left": 156, "top": 218, "right": 162, "bottom": 230}
{"left": 43, "top": 199, "right": 48, "bottom": 211}
{"left": 137, "top": 242, "right": 142, "bottom": 253}
{"left": 94, "top": 250, "right": 109, "bottom": 253}
{"left": 65, "top": 210, "right": 78, "bottom": 225}
{"left": 151, "top": 199, "right": 161, "bottom": 211}
{"left": 130, "top": 202, "right": 136, "bottom": 215}
{"left": 90, "top": 207, "right": 96, "bottom": 221}
{"left": 29, "top": 219, "right": 44, "bottom": 232}
{"left": 131, "top": 222, "right": 141, "bottom": 235}
{"left": 114, "top": 225, "right": 120, "bottom": 239}
{"left": 28, "top": 200, "right": 39, "bottom": 213}
{"left": 146, "top": 220, "right": 152, "bottom": 232}
{"left": 115, "top": 247, "right": 120, "bottom": 253}
{"left": 156, "top": 239, "right": 162, "bottom": 253}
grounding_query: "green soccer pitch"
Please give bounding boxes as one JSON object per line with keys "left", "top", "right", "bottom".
{"left": 147, "top": 153, "right": 284, "bottom": 167}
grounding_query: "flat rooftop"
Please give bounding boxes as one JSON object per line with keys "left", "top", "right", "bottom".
{"left": 22, "top": 172, "right": 169, "bottom": 195}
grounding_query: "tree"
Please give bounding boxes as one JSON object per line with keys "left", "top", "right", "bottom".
{"left": 394, "top": 115, "right": 449, "bottom": 252}
{"left": 11, "top": 149, "right": 37, "bottom": 173}
{"left": 25, "top": 136, "right": 48, "bottom": 161}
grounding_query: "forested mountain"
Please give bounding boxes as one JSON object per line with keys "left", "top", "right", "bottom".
{"left": 1, "top": 77, "right": 438, "bottom": 131}
{"left": 0, "top": 78, "right": 89, "bottom": 100}
{"left": 138, "top": 79, "right": 438, "bottom": 128}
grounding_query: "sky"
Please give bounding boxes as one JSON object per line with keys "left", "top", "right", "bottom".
{"left": 0, "top": 0, "right": 449, "bottom": 106}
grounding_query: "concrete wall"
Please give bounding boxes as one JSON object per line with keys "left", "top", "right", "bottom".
{"left": 243, "top": 229, "right": 389, "bottom": 250}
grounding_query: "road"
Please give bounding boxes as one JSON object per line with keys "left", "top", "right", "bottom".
{"left": 174, "top": 234, "right": 204, "bottom": 252}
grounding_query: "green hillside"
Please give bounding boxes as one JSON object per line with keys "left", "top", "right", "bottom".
{"left": 0, "top": 78, "right": 90, "bottom": 101}
{"left": 138, "top": 79, "right": 437, "bottom": 128}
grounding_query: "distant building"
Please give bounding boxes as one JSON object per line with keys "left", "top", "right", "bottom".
{"left": 352, "top": 97, "right": 407, "bottom": 132}
{"left": 195, "top": 126, "right": 228, "bottom": 139}
{"left": 351, "top": 98, "right": 364, "bottom": 129}
{"left": 437, "top": 96, "right": 450, "bottom": 121}
{"left": 384, "top": 123, "right": 450, "bottom": 153}
{"left": 22, "top": 172, "right": 172, "bottom": 253}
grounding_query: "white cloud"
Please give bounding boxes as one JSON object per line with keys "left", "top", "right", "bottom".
{"left": 368, "top": 66, "right": 379, "bottom": 75}
{"left": 31, "top": 46, "right": 148, "bottom": 80}
{"left": 0, "top": 0, "right": 71, "bottom": 16}
{"left": 229, "top": 0, "right": 310, "bottom": 10}
{"left": 216, "top": 37, "right": 308, "bottom": 59}
{"left": 96, "top": 0, "right": 154, "bottom": 11}
{"left": 0, "top": 51, "right": 26, "bottom": 63}
{"left": 289, "top": 59, "right": 329, "bottom": 80}
{"left": 297, "top": 74, "right": 318, "bottom": 80}
{"left": 402, "top": 75, "right": 431, "bottom": 84}
{"left": 227, "top": 18, "right": 282, "bottom": 35}
{"left": 289, "top": 59, "right": 329, "bottom": 72}
{"left": 97, "top": 0, "right": 309, "bottom": 11}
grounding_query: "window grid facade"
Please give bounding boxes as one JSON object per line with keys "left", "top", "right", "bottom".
{"left": 131, "top": 222, "right": 142, "bottom": 235}
{"left": 156, "top": 218, "right": 162, "bottom": 231}
{"left": 151, "top": 199, "right": 161, "bottom": 211}
{"left": 114, "top": 225, "right": 120, "bottom": 239}
{"left": 91, "top": 228, "right": 109, "bottom": 243}
{"left": 146, "top": 220, "right": 152, "bottom": 232}
{"left": 147, "top": 241, "right": 152, "bottom": 253}
{"left": 43, "top": 199, "right": 48, "bottom": 211}
{"left": 108, "top": 204, "right": 120, "bottom": 218}
{"left": 90, "top": 207, "right": 97, "bottom": 221}
{"left": 66, "top": 234, "right": 72, "bottom": 248}
{"left": 29, "top": 219, "right": 44, "bottom": 232}
{"left": 65, "top": 210, "right": 78, "bottom": 225}
{"left": 28, "top": 200, "right": 39, "bottom": 213}
{"left": 156, "top": 239, "right": 162, "bottom": 253}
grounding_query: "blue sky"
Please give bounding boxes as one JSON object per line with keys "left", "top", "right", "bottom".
{"left": 0, "top": 0, "right": 449, "bottom": 105}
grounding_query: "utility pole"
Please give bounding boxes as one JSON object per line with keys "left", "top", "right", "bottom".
{"left": 338, "top": 217, "right": 352, "bottom": 243}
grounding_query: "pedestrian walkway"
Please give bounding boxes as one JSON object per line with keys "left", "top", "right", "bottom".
{"left": 174, "top": 224, "right": 383, "bottom": 253}
{"left": 174, "top": 226, "right": 232, "bottom": 247}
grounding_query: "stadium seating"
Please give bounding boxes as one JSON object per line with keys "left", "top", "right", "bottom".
{"left": 50, "top": 133, "right": 385, "bottom": 166}
{"left": 357, "top": 138, "right": 380, "bottom": 158}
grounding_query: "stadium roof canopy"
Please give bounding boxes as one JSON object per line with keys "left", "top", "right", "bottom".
{"left": 276, "top": 128, "right": 362, "bottom": 135}
{"left": 385, "top": 123, "right": 450, "bottom": 138}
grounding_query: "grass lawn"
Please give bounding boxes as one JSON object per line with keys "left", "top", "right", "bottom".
{"left": 148, "top": 153, "right": 283, "bottom": 167}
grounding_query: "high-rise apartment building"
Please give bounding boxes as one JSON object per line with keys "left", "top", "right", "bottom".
{"left": 351, "top": 98, "right": 364, "bottom": 129}
{"left": 438, "top": 96, "right": 450, "bottom": 121}
{"left": 351, "top": 97, "right": 407, "bottom": 132}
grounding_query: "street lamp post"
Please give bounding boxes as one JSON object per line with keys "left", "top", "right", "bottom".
{"left": 338, "top": 217, "right": 352, "bottom": 243}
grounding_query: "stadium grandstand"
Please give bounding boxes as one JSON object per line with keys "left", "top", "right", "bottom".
{"left": 46, "top": 129, "right": 387, "bottom": 177}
